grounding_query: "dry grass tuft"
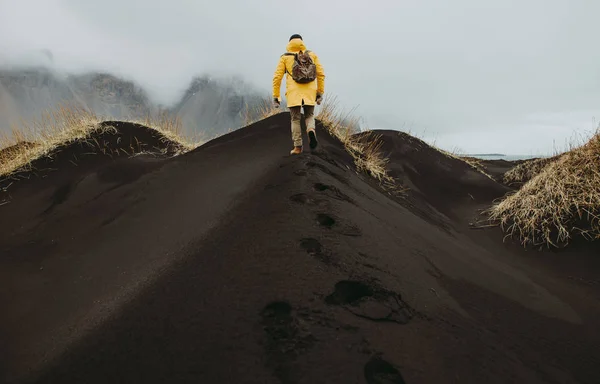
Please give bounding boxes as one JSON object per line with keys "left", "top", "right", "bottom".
{"left": 1, "top": 104, "right": 101, "bottom": 178}
{"left": 502, "top": 155, "right": 560, "bottom": 186}
{"left": 134, "top": 111, "right": 199, "bottom": 151}
{"left": 316, "top": 95, "right": 396, "bottom": 189}
{"left": 0, "top": 103, "right": 197, "bottom": 179}
{"left": 487, "top": 131, "right": 600, "bottom": 248}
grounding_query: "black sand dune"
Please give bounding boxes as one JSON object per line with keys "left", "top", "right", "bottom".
{"left": 1, "top": 121, "right": 183, "bottom": 185}
{"left": 1, "top": 113, "right": 600, "bottom": 383}
{"left": 371, "top": 130, "right": 512, "bottom": 222}
{"left": 0, "top": 121, "right": 185, "bottom": 214}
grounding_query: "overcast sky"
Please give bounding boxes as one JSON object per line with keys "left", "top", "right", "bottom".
{"left": 1, "top": 0, "right": 599, "bottom": 155}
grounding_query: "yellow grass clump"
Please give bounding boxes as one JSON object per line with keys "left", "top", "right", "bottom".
{"left": 316, "top": 95, "right": 396, "bottom": 188}
{"left": 487, "top": 131, "right": 600, "bottom": 248}
{"left": 502, "top": 155, "right": 560, "bottom": 186}
{"left": 0, "top": 103, "right": 197, "bottom": 179}
{"left": 135, "top": 111, "right": 199, "bottom": 151}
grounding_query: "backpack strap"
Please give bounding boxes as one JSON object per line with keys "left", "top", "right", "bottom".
{"left": 281, "top": 52, "right": 296, "bottom": 76}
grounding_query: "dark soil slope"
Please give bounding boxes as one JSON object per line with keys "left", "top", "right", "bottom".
{"left": 1, "top": 113, "right": 600, "bottom": 384}
{"left": 1, "top": 121, "right": 184, "bottom": 188}
{"left": 0, "top": 121, "right": 185, "bottom": 219}
{"left": 370, "top": 130, "right": 512, "bottom": 220}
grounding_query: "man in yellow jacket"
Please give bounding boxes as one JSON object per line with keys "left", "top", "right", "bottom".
{"left": 272, "top": 34, "right": 325, "bottom": 154}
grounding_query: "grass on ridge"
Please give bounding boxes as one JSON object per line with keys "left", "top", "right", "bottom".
{"left": 0, "top": 103, "right": 197, "bottom": 179}
{"left": 502, "top": 155, "right": 560, "bottom": 186}
{"left": 486, "top": 130, "right": 600, "bottom": 248}
{"left": 315, "top": 95, "right": 396, "bottom": 189}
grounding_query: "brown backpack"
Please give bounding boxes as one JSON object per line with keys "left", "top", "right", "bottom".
{"left": 283, "top": 50, "right": 317, "bottom": 83}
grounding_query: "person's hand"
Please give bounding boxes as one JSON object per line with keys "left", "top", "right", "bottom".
{"left": 273, "top": 97, "right": 280, "bottom": 108}
{"left": 316, "top": 93, "right": 323, "bottom": 105}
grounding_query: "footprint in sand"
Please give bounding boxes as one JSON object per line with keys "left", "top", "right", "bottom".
{"left": 314, "top": 213, "right": 362, "bottom": 237}
{"left": 305, "top": 161, "right": 348, "bottom": 184}
{"left": 316, "top": 213, "right": 336, "bottom": 228}
{"left": 313, "top": 183, "right": 353, "bottom": 203}
{"left": 260, "top": 301, "right": 316, "bottom": 382}
{"left": 290, "top": 193, "right": 312, "bottom": 204}
{"left": 313, "top": 183, "right": 330, "bottom": 192}
{"left": 299, "top": 238, "right": 335, "bottom": 265}
{"left": 325, "top": 280, "right": 415, "bottom": 324}
{"left": 364, "top": 355, "right": 406, "bottom": 384}
{"left": 300, "top": 238, "right": 322, "bottom": 255}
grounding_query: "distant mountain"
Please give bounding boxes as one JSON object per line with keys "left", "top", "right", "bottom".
{"left": 0, "top": 67, "right": 156, "bottom": 127}
{"left": 171, "top": 75, "right": 270, "bottom": 140}
{"left": 0, "top": 67, "right": 269, "bottom": 142}
{"left": 68, "top": 72, "right": 156, "bottom": 119}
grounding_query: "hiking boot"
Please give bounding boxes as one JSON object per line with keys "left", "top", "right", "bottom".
{"left": 290, "top": 146, "right": 303, "bottom": 155}
{"left": 308, "top": 129, "right": 318, "bottom": 150}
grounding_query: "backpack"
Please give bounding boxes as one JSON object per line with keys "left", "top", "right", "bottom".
{"left": 283, "top": 50, "right": 317, "bottom": 83}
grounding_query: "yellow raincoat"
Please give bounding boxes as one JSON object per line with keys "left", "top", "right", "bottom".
{"left": 272, "top": 38, "right": 325, "bottom": 107}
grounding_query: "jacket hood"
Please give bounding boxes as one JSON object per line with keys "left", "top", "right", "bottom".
{"left": 286, "top": 38, "right": 307, "bottom": 52}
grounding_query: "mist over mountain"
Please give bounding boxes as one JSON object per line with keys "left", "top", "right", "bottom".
{"left": 0, "top": 65, "right": 270, "bottom": 141}
{"left": 172, "top": 75, "right": 272, "bottom": 140}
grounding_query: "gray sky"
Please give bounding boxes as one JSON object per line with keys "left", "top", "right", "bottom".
{"left": 1, "top": 0, "right": 599, "bottom": 155}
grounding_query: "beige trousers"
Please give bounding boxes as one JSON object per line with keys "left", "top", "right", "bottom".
{"left": 289, "top": 105, "right": 315, "bottom": 147}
